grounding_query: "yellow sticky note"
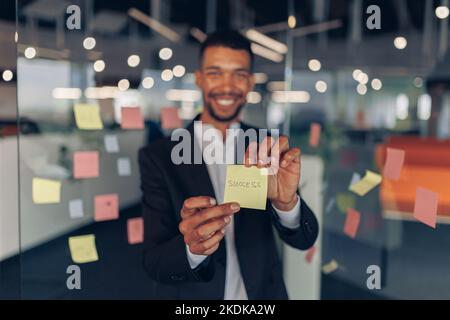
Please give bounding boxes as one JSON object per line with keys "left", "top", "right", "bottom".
{"left": 223, "top": 165, "right": 268, "bottom": 210}
{"left": 336, "top": 193, "right": 356, "bottom": 213}
{"left": 32, "top": 178, "right": 61, "bottom": 204}
{"left": 322, "top": 259, "right": 339, "bottom": 274}
{"left": 349, "top": 170, "right": 382, "bottom": 196}
{"left": 68, "top": 234, "right": 99, "bottom": 264}
{"left": 74, "top": 104, "right": 103, "bottom": 130}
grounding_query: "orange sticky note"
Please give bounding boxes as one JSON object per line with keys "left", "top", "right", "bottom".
{"left": 383, "top": 148, "right": 405, "bottom": 180}
{"left": 305, "top": 246, "right": 316, "bottom": 264}
{"left": 127, "top": 217, "right": 144, "bottom": 244}
{"left": 94, "top": 193, "right": 119, "bottom": 222}
{"left": 121, "top": 107, "right": 144, "bottom": 129}
{"left": 73, "top": 151, "right": 99, "bottom": 179}
{"left": 161, "top": 107, "right": 182, "bottom": 129}
{"left": 414, "top": 187, "right": 438, "bottom": 229}
{"left": 344, "top": 208, "right": 360, "bottom": 239}
{"left": 309, "top": 123, "right": 321, "bottom": 147}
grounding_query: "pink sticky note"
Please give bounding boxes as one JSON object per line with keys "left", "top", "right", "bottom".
{"left": 161, "top": 107, "right": 182, "bottom": 129}
{"left": 414, "top": 187, "right": 438, "bottom": 229}
{"left": 383, "top": 148, "right": 405, "bottom": 180}
{"left": 344, "top": 208, "right": 360, "bottom": 239}
{"left": 309, "top": 123, "right": 321, "bottom": 147}
{"left": 121, "top": 107, "right": 144, "bottom": 129}
{"left": 305, "top": 246, "right": 316, "bottom": 264}
{"left": 127, "top": 217, "right": 144, "bottom": 244}
{"left": 94, "top": 193, "right": 119, "bottom": 222}
{"left": 73, "top": 151, "right": 99, "bottom": 179}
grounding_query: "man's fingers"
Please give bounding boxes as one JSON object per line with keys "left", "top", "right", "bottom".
{"left": 179, "top": 202, "right": 240, "bottom": 235}
{"left": 257, "top": 136, "right": 273, "bottom": 168}
{"left": 181, "top": 196, "right": 217, "bottom": 218}
{"left": 185, "top": 216, "right": 230, "bottom": 245}
{"left": 203, "top": 243, "right": 220, "bottom": 256}
{"left": 189, "top": 231, "right": 225, "bottom": 255}
{"left": 244, "top": 141, "right": 258, "bottom": 167}
{"left": 191, "top": 203, "right": 240, "bottom": 227}
{"left": 280, "top": 148, "right": 301, "bottom": 168}
{"left": 278, "top": 136, "right": 289, "bottom": 153}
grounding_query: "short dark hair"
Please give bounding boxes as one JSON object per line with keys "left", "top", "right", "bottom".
{"left": 199, "top": 30, "right": 254, "bottom": 70}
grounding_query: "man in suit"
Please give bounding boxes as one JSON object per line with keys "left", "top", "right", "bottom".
{"left": 139, "top": 30, "right": 318, "bottom": 299}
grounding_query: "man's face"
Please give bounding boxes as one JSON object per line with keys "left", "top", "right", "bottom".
{"left": 195, "top": 46, "right": 254, "bottom": 122}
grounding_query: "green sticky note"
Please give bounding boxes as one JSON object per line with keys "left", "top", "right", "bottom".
{"left": 336, "top": 193, "right": 356, "bottom": 213}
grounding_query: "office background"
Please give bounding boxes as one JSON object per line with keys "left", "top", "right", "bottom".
{"left": 1, "top": 0, "right": 450, "bottom": 299}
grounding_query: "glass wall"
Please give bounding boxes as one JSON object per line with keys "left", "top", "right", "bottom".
{"left": 2, "top": 0, "right": 449, "bottom": 299}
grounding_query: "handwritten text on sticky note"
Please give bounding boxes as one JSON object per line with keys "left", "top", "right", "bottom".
{"left": 223, "top": 165, "right": 268, "bottom": 210}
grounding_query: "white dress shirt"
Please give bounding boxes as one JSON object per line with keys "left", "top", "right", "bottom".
{"left": 186, "top": 122, "right": 301, "bottom": 300}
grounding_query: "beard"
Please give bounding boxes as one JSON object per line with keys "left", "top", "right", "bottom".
{"left": 205, "top": 102, "right": 245, "bottom": 122}
{"left": 204, "top": 90, "right": 246, "bottom": 122}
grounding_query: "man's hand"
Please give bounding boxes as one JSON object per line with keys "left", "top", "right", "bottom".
{"left": 244, "top": 136, "right": 301, "bottom": 211}
{"left": 179, "top": 196, "right": 240, "bottom": 256}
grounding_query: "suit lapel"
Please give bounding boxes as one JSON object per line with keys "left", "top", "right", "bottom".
{"left": 175, "top": 119, "right": 216, "bottom": 199}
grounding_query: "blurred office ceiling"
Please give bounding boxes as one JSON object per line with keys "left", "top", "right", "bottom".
{"left": 0, "top": 0, "right": 449, "bottom": 84}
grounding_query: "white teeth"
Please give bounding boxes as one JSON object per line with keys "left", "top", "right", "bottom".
{"left": 216, "top": 99, "right": 234, "bottom": 106}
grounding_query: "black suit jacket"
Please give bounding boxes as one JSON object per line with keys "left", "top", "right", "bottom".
{"left": 138, "top": 118, "right": 319, "bottom": 299}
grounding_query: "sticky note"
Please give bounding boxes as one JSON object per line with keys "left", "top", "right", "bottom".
{"left": 161, "top": 107, "right": 182, "bottom": 129}
{"left": 325, "top": 198, "right": 336, "bottom": 214}
{"left": 73, "top": 151, "right": 99, "bottom": 179}
{"left": 383, "top": 148, "right": 405, "bottom": 180}
{"left": 344, "top": 208, "right": 360, "bottom": 239}
{"left": 336, "top": 193, "right": 356, "bottom": 213}
{"left": 305, "top": 246, "right": 316, "bottom": 264}
{"left": 121, "top": 107, "right": 144, "bottom": 129}
{"left": 94, "top": 193, "right": 119, "bottom": 222}
{"left": 309, "top": 123, "right": 321, "bottom": 147}
{"left": 69, "top": 199, "right": 84, "bottom": 219}
{"left": 340, "top": 150, "right": 357, "bottom": 167}
{"left": 223, "top": 165, "right": 268, "bottom": 210}
{"left": 104, "top": 135, "right": 120, "bottom": 153}
{"left": 117, "top": 158, "right": 131, "bottom": 176}
{"left": 32, "top": 178, "right": 61, "bottom": 204}
{"left": 74, "top": 104, "right": 103, "bottom": 130}
{"left": 349, "top": 170, "right": 382, "bottom": 196}
{"left": 68, "top": 234, "right": 99, "bottom": 264}
{"left": 322, "top": 260, "right": 338, "bottom": 274}
{"left": 413, "top": 187, "right": 438, "bottom": 229}
{"left": 127, "top": 217, "right": 144, "bottom": 244}
{"left": 348, "top": 172, "right": 361, "bottom": 189}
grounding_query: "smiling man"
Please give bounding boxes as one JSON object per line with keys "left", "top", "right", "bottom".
{"left": 138, "top": 30, "right": 318, "bottom": 299}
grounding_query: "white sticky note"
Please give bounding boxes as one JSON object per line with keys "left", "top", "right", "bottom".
{"left": 104, "top": 135, "right": 120, "bottom": 153}
{"left": 117, "top": 158, "right": 131, "bottom": 176}
{"left": 69, "top": 199, "right": 84, "bottom": 219}
{"left": 348, "top": 172, "right": 361, "bottom": 189}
